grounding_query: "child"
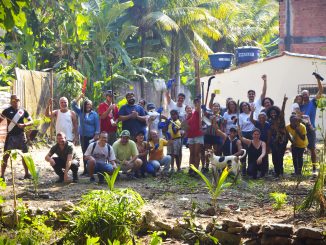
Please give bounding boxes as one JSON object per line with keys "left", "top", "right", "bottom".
{"left": 135, "top": 131, "right": 148, "bottom": 177}
{"left": 286, "top": 115, "right": 308, "bottom": 176}
{"left": 167, "top": 110, "right": 182, "bottom": 172}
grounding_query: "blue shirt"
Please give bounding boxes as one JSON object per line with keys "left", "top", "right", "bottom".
{"left": 300, "top": 98, "right": 317, "bottom": 128}
{"left": 118, "top": 104, "right": 146, "bottom": 137}
{"left": 72, "top": 101, "right": 100, "bottom": 137}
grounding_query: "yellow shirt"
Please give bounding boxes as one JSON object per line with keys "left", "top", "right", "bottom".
{"left": 168, "top": 119, "right": 181, "bottom": 139}
{"left": 149, "top": 138, "right": 168, "bottom": 161}
{"left": 286, "top": 123, "right": 308, "bottom": 148}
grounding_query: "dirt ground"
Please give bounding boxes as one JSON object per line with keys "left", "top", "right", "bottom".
{"left": 1, "top": 145, "right": 325, "bottom": 234}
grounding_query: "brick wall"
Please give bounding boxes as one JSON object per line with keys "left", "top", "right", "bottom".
{"left": 279, "top": 0, "right": 326, "bottom": 56}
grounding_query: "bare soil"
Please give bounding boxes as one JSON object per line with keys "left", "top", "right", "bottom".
{"left": 1, "top": 146, "right": 325, "bottom": 234}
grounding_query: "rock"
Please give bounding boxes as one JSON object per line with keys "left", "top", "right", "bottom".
{"left": 143, "top": 210, "right": 158, "bottom": 225}
{"left": 154, "top": 220, "right": 173, "bottom": 232}
{"left": 202, "top": 206, "right": 216, "bottom": 216}
{"left": 171, "top": 225, "right": 187, "bottom": 239}
{"left": 246, "top": 223, "right": 261, "bottom": 235}
{"left": 1, "top": 214, "right": 16, "bottom": 228}
{"left": 296, "top": 227, "right": 324, "bottom": 240}
{"left": 223, "top": 219, "right": 244, "bottom": 228}
{"left": 261, "top": 235, "right": 293, "bottom": 245}
{"left": 212, "top": 230, "right": 241, "bottom": 245}
{"left": 262, "top": 223, "right": 294, "bottom": 237}
{"left": 305, "top": 238, "right": 326, "bottom": 245}
{"left": 0, "top": 205, "right": 13, "bottom": 215}
{"left": 62, "top": 201, "right": 74, "bottom": 212}
{"left": 39, "top": 193, "right": 51, "bottom": 199}
{"left": 227, "top": 226, "right": 244, "bottom": 234}
{"left": 206, "top": 222, "right": 214, "bottom": 233}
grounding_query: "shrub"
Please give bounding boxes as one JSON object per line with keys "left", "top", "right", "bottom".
{"left": 269, "top": 192, "right": 287, "bottom": 210}
{"left": 66, "top": 188, "right": 144, "bottom": 244}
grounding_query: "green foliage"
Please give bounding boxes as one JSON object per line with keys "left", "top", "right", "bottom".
{"left": 22, "top": 153, "right": 39, "bottom": 194}
{"left": 86, "top": 235, "right": 100, "bottom": 245}
{"left": 0, "top": 0, "right": 28, "bottom": 31}
{"left": 190, "top": 164, "right": 231, "bottom": 209}
{"left": 269, "top": 192, "right": 287, "bottom": 210}
{"left": 149, "top": 231, "right": 166, "bottom": 245}
{"left": 0, "top": 64, "right": 16, "bottom": 86}
{"left": 102, "top": 167, "right": 120, "bottom": 191}
{"left": 66, "top": 188, "right": 144, "bottom": 244}
{"left": 55, "top": 66, "right": 84, "bottom": 100}
{"left": 0, "top": 177, "right": 6, "bottom": 205}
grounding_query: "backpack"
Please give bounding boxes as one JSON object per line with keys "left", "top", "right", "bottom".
{"left": 91, "top": 142, "right": 111, "bottom": 162}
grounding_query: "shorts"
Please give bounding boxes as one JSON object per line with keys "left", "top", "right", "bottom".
{"left": 167, "top": 138, "right": 182, "bottom": 156}
{"left": 204, "top": 134, "right": 223, "bottom": 145}
{"left": 307, "top": 128, "right": 316, "bottom": 149}
{"left": 188, "top": 135, "right": 204, "bottom": 145}
{"left": 4, "top": 133, "right": 28, "bottom": 153}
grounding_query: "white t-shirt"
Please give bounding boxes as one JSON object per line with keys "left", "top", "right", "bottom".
{"left": 249, "top": 97, "right": 262, "bottom": 120}
{"left": 239, "top": 113, "right": 255, "bottom": 132}
{"left": 223, "top": 112, "right": 237, "bottom": 133}
{"left": 168, "top": 100, "right": 186, "bottom": 121}
{"left": 84, "top": 142, "right": 116, "bottom": 164}
{"left": 147, "top": 110, "right": 162, "bottom": 137}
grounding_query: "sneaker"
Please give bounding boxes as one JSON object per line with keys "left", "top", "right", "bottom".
{"left": 90, "top": 176, "right": 96, "bottom": 182}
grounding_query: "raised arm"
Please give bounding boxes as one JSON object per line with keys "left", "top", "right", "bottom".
{"left": 281, "top": 94, "right": 288, "bottom": 115}
{"left": 249, "top": 105, "right": 256, "bottom": 124}
{"left": 260, "top": 74, "right": 267, "bottom": 101}
{"left": 315, "top": 76, "right": 323, "bottom": 100}
{"left": 208, "top": 93, "right": 216, "bottom": 110}
{"left": 165, "top": 90, "right": 171, "bottom": 105}
{"left": 45, "top": 99, "right": 56, "bottom": 118}
{"left": 71, "top": 111, "right": 78, "bottom": 144}
{"left": 237, "top": 125, "right": 251, "bottom": 146}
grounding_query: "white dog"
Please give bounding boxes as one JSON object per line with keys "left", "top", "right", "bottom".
{"left": 206, "top": 149, "right": 246, "bottom": 184}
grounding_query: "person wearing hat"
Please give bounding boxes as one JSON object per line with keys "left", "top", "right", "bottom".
{"left": 112, "top": 130, "right": 143, "bottom": 177}
{"left": 118, "top": 92, "right": 147, "bottom": 140}
{"left": 98, "top": 90, "right": 119, "bottom": 145}
{"left": 0, "top": 94, "right": 33, "bottom": 180}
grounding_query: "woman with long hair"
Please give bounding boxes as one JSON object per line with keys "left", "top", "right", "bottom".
{"left": 223, "top": 100, "right": 238, "bottom": 134}
{"left": 72, "top": 93, "right": 100, "bottom": 175}
{"left": 266, "top": 95, "right": 288, "bottom": 178}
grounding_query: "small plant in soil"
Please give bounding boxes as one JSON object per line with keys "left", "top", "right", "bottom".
{"left": 190, "top": 164, "right": 231, "bottom": 212}
{"left": 269, "top": 192, "right": 287, "bottom": 210}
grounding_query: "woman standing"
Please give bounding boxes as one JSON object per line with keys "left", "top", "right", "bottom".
{"left": 186, "top": 98, "right": 204, "bottom": 176}
{"left": 238, "top": 128, "right": 267, "bottom": 179}
{"left": 72, "top": 94, "right": 100, "bottom": 175}
{"left": 266, "top": 95, "right": 288, "bottom": 178}
{"left": 223, "top": 100, "right": 238, "bottom": 134}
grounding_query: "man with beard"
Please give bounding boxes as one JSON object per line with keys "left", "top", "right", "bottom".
{"left": 300, "top": 73, "right": 323, "bottom": 177}
{"left": 98, "top": 90, "right": 119, "bottom": 145}
{"left": 46, "top": 97, "right": 78, "bottom": 144}
{"left": 118, "top": 92, "right": 147, "bottom": 140}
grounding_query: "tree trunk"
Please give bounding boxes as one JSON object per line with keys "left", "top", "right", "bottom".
{"left": 174, "top": 33, "right": 180, "bottom": 101}
{"left": 140, "top": 30, "right": 146, "bottom": 98}
{"left": 194, "top": 57, "right": 200, "bottom": 97}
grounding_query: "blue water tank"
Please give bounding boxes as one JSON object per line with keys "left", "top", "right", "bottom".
{"left": 236, "top": 46, "right": 261, "bottom": 64}
{"left": 209, "top": 52, "right": 234, "bottom": 70}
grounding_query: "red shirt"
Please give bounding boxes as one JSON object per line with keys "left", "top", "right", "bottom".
{"left": 186, "top": 110, "right": 203, "bottom": 138}
{"left": 98, "top": 102, "right": 119, "bottom": 133}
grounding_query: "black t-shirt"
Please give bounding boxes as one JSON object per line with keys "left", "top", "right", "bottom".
{"left": 2, "top": 106, "right": 30, "bottom": 135}
{"left": 49, "top": 141, "right": 77, "bottom": 162}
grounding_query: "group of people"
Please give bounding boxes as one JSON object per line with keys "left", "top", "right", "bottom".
{"left": 0, "top": 73, "right": 323, "bottom": 183}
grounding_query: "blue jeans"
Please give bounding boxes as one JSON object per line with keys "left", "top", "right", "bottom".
{"left": 148, "top": 155, "right": 171, "bottom": 174}
{"left": 94, "top": 162, "right": 114, "bottom": 181}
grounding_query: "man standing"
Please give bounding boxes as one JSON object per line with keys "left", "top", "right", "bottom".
{"left": 0, "top": 95, "right": 33, "bottom": 180}
{"left": 46, "top": 97, "right": 78, "bottom": 144}
{"left": 118, "top": 92, "right": 147, "bottom": 140}
{"left": 98, "top": 90, "right": 119, "bottom": 145}
{"left": 45, "top": 132, "right": 79, "bottom": 183}
{"left": 247, "top": 74, "right": 267, "bottom": 119}
{"left": 112, "top": 130, "right": 142, "bottom": 177}
{"left": 300, "top": 73, "right": 323, "bottom": 176}
{"left": 84, "top": 131, "right": 117, "bottom": 184}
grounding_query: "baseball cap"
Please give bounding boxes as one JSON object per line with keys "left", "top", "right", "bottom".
{"left": 147, "top": 103, "right": 155, "bottom": 110}
{"left": 120, "top": 130, "right": 131, "bottom": 137}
